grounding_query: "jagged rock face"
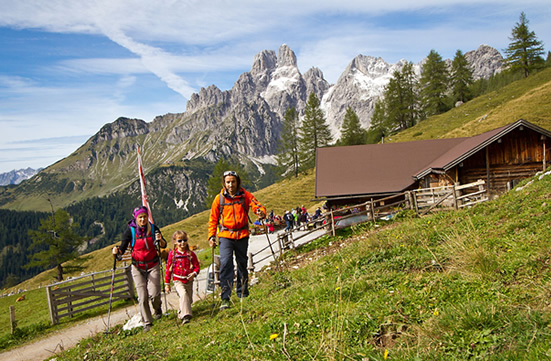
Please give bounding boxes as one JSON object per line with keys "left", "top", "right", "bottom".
{"left": 173, "top": 44, "right": 329, "bottom": 163}
{"left": 321, "top": 56, "right": 412, "bottom": 136}
{"left": 465, "top": 44, "right": 503, "bottom": 80}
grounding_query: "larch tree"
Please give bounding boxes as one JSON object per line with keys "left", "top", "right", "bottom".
{"left": 420, "top": 49, "right": 450, "bottom": 117}
{"left": 299, "top": 92, "right": 333, "bottom": 170}
{"left": 450, "top": 49, "right": 474, "bottom": 104}
{"left": 366, "top": 99, "right": 388, "bottom": 144}
{"left": 338, "top": 107, "right": 366, "bottom": 146}
{"left": 26, "top": 208, "right": 84, "bottom": 282}
{"left": 504, "top": 12, "right": 545, "bottom": 78}
{"left": 385, "top": 61, "right": 420, "bottom": 131}
{"left": 276, "top": 107, "right": 301, "bottom": 177}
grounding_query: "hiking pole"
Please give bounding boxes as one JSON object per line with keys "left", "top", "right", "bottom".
{"left": 105, "top": 254, "right": 117, "bottom": 334}
{"left": 212, "top": 243, "right": 216, "bottom": 308}
{"left": 263, "top": 222, "right": 281, "bottom": 274}
{"left": 155, "top": 233, "right": 169, "bottom": 316}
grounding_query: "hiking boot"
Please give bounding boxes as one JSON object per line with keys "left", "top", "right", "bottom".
{"left": 220, "top": 299, "right": 231, "bottom": 310}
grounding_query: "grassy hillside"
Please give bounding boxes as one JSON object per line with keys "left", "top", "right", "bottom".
{"left": 389, "top": 67, "right": 551, "bottom": 142}
{"left": 51, "top": 168, "right": 551, "bottom": 360}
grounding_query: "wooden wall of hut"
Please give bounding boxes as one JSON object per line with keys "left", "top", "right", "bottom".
{"left": 458, "top": 127, "right": 550, "bottom": 194}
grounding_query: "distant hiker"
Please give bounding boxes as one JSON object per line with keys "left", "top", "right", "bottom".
{"left": 113, "top": 206, "right": 167, "bottom": 332}
{"left": 284, "top": 210, "right": 293, "bottom": 231}
{"left": 208, "top": 170, "right": 266, "bottom": 310}
{"left": 164, "top": 230, "right": 200, "bottom": 325}
{"left": 313, "top": 207, "right": 322, "bottom": 219}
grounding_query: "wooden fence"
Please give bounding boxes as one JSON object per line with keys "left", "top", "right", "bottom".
{"left": 411, "top": 179, "right": 488, "bottom": 215}
{"left": 45, "top": 266, "right": 134, "bottom": 325}
{"left": 248, "top": 180, "right": 488, "bottom": 270}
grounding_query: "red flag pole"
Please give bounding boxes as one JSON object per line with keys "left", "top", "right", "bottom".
{"left": 137, "top": 145, "right": 154, "bottom": 225}
{"left": 137, "top": 145, "right": 168, "bottom": 314}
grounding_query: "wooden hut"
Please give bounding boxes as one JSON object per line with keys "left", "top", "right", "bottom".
{"left": 315, "top": 119, "right": 551, "bottom": 207}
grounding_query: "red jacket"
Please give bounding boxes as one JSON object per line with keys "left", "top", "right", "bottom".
{"left": 164, "top": 249, "right": 200, "bottom": 284}
{"left": 208, "top": 188, "right": 266, "bottom": 240}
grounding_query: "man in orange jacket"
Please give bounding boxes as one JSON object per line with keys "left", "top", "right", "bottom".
{"left": 208, "top": 170, "right": 266, "bottom": 309}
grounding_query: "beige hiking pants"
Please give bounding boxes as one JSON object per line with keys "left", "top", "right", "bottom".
{"left": 131, "top": 263, "right": 162, "bottom": 326}
{"left": 174, "top": 279, "right": 194, "bottom": 319}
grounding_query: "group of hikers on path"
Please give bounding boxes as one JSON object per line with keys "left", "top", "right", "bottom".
{"left": 284, "top": 205, "right": 323, "bottom": 231}
{"left": 112, "top": 170, "right": 266, "bottom": 330}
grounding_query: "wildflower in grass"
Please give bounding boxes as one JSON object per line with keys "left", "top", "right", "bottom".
{"left": 335, "top": 287, "right": 341, "bottom": 291}
{"left": 384, "top": 349, "right": 389, "bottom": 359}
{"left": 270, "top": 333, "right": 278, "bottom": 340}
{"left": 433, "top": 308, "right": 439, "bottom": 316}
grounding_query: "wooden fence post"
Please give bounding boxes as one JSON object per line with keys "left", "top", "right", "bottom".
{"left": 370, "top": 198, "right": 375, "bottom": 222}
{"left": 330, "top": 209, "right": 335, "bottom": 237}
{"left": 452, "top": 185, "right": 459, "bottom": 210}
{"left": 247, "top": 252, "right": 254, "bottom": 273}
{"left": 46, "top": 285, "right": 58, "bottom": 325}
{"left": 10, "top": 305, "right": 16, "bottom": 334}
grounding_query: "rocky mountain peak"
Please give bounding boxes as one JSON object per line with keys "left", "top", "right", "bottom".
{"left": 276, "top": 44, "right": 297, "bottom": 67}
{"left": 465, "top": 44, "right": 503, "bottom": 80}
{"left": 250, "top": 49, "right": 277, "bottom": 78}
{"left": 347, "top": 55, "right": 396, "bottom": 79}
{"left": 90, "top": 117, "right": 149, "bottom": 145}
{"left": 186, "top": 84, "right": 229, "bottom": 114}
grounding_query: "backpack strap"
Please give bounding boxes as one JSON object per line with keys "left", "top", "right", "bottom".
{"left": 130, "top": 222, "right": 153, "bottom": 250}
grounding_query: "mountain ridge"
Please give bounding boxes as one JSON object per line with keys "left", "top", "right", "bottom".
{"left": 0, "top": 44, "right": 503, "bottom": 213}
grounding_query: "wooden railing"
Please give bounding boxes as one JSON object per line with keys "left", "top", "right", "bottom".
{"left": 411, "top": 179, "right": 488, "bottom": 215}
{"left": 45, "top": 266, "right": 134, "bottom": 325}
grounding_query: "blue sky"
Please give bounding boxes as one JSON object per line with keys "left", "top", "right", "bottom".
{"left": 0, "top": 0, "right": 549, "bottom": 173}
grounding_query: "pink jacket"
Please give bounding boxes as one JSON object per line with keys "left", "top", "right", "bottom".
{"left": 164, "top": 249, "right": 200, "bottom": 284}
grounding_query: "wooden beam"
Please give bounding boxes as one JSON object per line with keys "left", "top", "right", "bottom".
{"left": 485, "top": 147, "right": 490, "bottom": 192}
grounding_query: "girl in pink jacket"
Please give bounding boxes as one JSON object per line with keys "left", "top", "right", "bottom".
{"left": 164, "top": 230, "right": 200, "bottom": 324}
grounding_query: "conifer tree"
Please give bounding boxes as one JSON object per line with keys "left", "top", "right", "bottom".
{"left": 276, "top": 107, "right": 300, "bottom": 177}
{"left": 420, "top": 50, "right": 450, "bottom": 117}
{"left": 26, "top": 208, "right": 84, "bottom": 281}
{"left": 385, "top": 62, "right": 420, "bottom": 130}
{"left": 299, "top": 92, "right": 333, "bottom": 169}
{"left": 450, "top": 49, "right": 474, "bottom": 104}
{"left": 504, "top": 12, "right": 545, "bottom": 78}
{"left": 338, "top": 107, "right": 366, "bottom": 146}
{"left": 366, "top": 99, "right": 388, "bottom": 144}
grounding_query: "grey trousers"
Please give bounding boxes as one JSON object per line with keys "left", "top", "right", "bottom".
{"left": 174, "top": 279, "right": 194, "bottom": 319}
{"left": 131, "top": 263, "right": 162, "bottom": 326}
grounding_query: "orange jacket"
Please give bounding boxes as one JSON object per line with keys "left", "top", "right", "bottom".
{"left": 208, "top": 188, "right": 266, "bottom": 240}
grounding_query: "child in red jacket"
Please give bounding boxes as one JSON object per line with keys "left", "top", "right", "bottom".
{"left": 164, "top": 230, "right": 200, "bottom": 324}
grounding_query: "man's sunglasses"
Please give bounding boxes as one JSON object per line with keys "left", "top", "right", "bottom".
{"left": 223, "top": 170, "right": 237, "bottom": 177}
